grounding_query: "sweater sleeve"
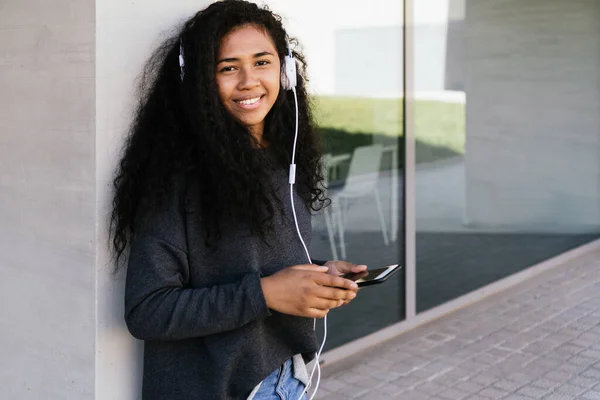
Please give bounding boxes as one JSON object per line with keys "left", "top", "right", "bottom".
{"left": 124, "top": 184, "right": 271, "bottom": 341}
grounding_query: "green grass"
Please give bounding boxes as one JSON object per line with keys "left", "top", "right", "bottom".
{"left": 313, "top": 96, "right": 404, "bottom": 137}
{"left": 311, "top": 95, "right": 466, "bottom": 164}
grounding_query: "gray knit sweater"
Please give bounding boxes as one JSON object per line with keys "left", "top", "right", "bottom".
{"left": 124, "top": 158, "right": 319, "bottom": 400}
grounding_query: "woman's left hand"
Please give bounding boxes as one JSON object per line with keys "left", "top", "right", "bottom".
{"left": 323, "top": 261, "right": 367, "bottom": 305}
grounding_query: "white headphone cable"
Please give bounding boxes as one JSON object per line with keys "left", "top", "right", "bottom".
{"left": 288, "top": 86, "right": 326, "bottom": 400}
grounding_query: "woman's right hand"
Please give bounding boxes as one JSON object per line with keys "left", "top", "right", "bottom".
{"left": 260, "top": 264, "right": 359, "bottom": 318}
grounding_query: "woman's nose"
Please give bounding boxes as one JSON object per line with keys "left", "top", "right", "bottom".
{"left": 237, "top": 67, "right": 260, "bottom": 89}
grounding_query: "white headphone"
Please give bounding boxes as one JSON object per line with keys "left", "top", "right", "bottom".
{"left": 178, "top": 39, "right": 297, "bottom": 91}
{"left": 281, "top": 46, "right": 297, "bottom": 90}
{"left": 179, "top": 41, "right": 185, "bottom": 82}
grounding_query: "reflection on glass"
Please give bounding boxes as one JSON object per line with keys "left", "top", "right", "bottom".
{"left": 267, "top": 0, "right": 405, "bottom": 350}
{"left": 414, "top": 0, "right": 600, "bottom": 312}
{"left": 310, "top": 99, "right": 404, "bottom": 351}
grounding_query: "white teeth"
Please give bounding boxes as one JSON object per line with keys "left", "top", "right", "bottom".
{"left": 237, "top": 97, "right": 261, "bottom": 105}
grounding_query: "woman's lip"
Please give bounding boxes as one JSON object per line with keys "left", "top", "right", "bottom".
{"left": 234, "top": 95, "right": 264, "bottom": 110}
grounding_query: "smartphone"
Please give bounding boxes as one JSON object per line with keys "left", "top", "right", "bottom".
{"left": 342, "top": 264, "right": 402, "bottom": 287}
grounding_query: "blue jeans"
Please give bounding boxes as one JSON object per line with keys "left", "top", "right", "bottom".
{"left": 249, "top": 358, "right": 307, "bottom": 400}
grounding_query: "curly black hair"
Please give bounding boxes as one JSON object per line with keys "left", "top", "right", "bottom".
{"left": 110, "top": 0, "right": 328, "bottom": 267}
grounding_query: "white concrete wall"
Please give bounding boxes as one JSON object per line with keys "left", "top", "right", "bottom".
{"left": 0, "top": 0, "right": 96, "bottom": 398}
{"left": 334, "top": 21, "right": 464, "bottom": 97}
{"left": 464, "top": 0, "right": 600, "bottom": 232}
{"left": 95, "top": 1, "right": 213, "bottom": 399}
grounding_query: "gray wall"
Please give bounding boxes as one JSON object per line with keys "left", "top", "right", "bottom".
{"left": 0, "top": 0, "right": 96, "bottom": 398}
{"left": 335, "top": 26, "right": 404, "bottom": 97}
{"left": 464, "top": 0, "right": 600, "bottom": 232}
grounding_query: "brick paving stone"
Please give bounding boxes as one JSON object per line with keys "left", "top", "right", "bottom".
{"left": 541, "top": 394, "right": 572, "bottom": 400}
{"left": 581, "top": 368, "right": 600, "bottom": 380}
{"left": 391, "top": 375, "right": 422, "bottom": 389}
{"left": 567, "top": 355, "right": 598, "bottom": 368}
{"left": 582, "top": 391, "right": 600, "bottom": 400}
{"left": 492, "top": 379, "right": 524, "bottom": 392}
{"left": 574, "top": 332, "right": 600, "bottom": 346}
{"left": 580, "top": 349, "right": 600, "bottom": 359}
{"left": 503, "top": 372, "right": 537, "bottom": 385}
{"left": 519, "top": 364, "right": 554, "bottom": 378}
{"left": 347, "top": 363, "right": 376, "bottom": 375}
{"left": 391, "top": 390, "right": 430, "bottom": 400}
{"left": 543, "top": 333, "right": 573, "bottom": 346}
{"left": 530, "top": 378, "right": 561, "bottom": 391}
{"left": 320, "top": 393, "right": 347, "bottom": 400}
{"left": 556, "top": 362, "right": 587, "bottom": 375}
{"left": 433, "top": 369, "right": 472, "bottom": 386}
{"left": 354, "top": 391, "right": 390, "bottom": 400}
{"left": 314, "top": 387, "right": 332, "bottom": 397}
{"left": 543, "top": 370, "right": 573, "bottom": 382}
{"left": 522, "top": 340, "right": 561, "bottom": 355}
{"left": 321, "top": 378, "right": 346, "bottom": 393}
{"left": 452, "top": 380, "right": 487, "bottom": 394}
{"left": 373, "top": 382, "right": 405, "bottom": 397}
{"left": 515, "top": 385, "right": 550, "bottom": 398}
{"left": 472, "top": 352, "right": 500, "bottom": 365}
{"left": 351, "top": 375, "right": 387, "bottom": 389}
{"left": 487, "top": 347, "right": 514, "bottom": 359}
{"left": 435, "top": 387, "right": 471, "bottom": 400}
{"left": 552, "top": 343, "right": 586, "bottom": 359}
{"left": 332, "top": 384, "right": 368, "bottom": 398}
{"left": 553, "top": 382, "right": 587, "bottom": 396}
{"left": 568, "top": 375, "right": 600, "bottom": 389}
{"left": 413, "top": 380, "right": 447, "bottom": 396}
{"left": 477, "top": 387, "right": 510, "bottom": 399}
{"left": 335, "top": 372, "right": 363, "bottom": 385}
{"left": 469, "top": 373, "right": 499, "bottom": 387}
{"left": 527, "top": 356, "right": 563, "bottom": 370}
{"left": 380, "top": 350, "right": 412, "bottom": 363}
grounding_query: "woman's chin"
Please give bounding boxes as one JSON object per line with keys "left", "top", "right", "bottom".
{"left": 237, "top": 116, "right": 266, "bottom": 132}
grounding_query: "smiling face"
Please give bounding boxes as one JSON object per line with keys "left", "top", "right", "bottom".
{"left": 215, "top": 24, "right": 281, "bottom": 144}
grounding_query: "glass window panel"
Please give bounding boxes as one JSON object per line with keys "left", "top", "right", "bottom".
{"left": 267, "top": 0, "right": 405, "bottom": 350}
{"left": 413, "top": 0, "right": 600, "bottom": 312}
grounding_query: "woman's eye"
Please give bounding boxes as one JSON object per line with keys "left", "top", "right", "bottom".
{"left": 256, "top": 60, "right": 270, "bottom": 67}
{"left": 220, "top": 66, "right": 236, "bottom": 73}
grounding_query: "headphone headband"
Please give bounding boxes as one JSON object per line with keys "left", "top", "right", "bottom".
{"left": 178, "top": 39, "right": 296, "bottom": 90}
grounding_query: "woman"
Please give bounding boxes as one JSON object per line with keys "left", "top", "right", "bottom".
{"left": 110, "top": 1, "right": 366, "bottom": 399}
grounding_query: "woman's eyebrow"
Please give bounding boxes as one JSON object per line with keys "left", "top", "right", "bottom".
{"left": 217, "top": 51, "right": 275, "bottom": 64}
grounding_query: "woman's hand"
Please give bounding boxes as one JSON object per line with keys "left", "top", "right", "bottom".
{"left": 324, "top": 261, "right": 368, "bottom": 305}
{"left": 324, "top": 260, "right": 367, "bottom": 276}
{"left": 260, "top": 264, "right": 359, "bottom": 318}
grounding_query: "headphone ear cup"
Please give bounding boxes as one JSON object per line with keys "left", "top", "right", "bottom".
{"left": 281, "top": 69, "right": 291, "bottom": 91}
{"left": 281, "top": 54, "right": 297, "bottom": 91}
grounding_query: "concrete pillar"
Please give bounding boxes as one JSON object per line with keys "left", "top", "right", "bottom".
{"left": 0, "top": 0, "right": 96, "bottom": 398}
{"left": 0, "top": 1, "right": 211, "bottom": 398}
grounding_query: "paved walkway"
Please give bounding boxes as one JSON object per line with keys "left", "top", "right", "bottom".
{"left": 317, "top": 246, "right": 600, "bottom": 399}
